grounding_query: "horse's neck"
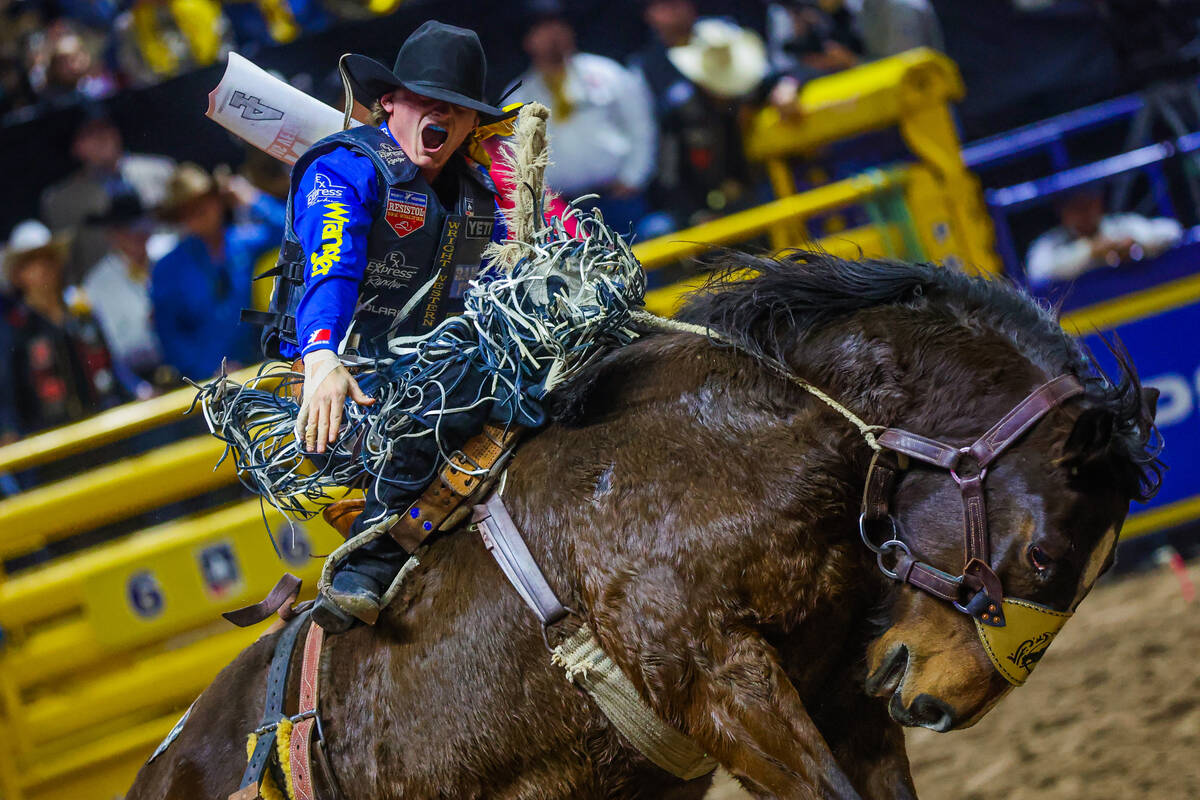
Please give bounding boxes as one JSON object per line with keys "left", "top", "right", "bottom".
{"left": 499, "top": 335, "right": 877, "bottom": 633}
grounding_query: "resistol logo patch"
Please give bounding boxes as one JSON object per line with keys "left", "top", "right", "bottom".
{"left": 385, "top": 189, "right": 428, "bottom": 238}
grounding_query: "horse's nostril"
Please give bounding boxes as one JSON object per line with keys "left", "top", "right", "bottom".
{"left": 909, "top": 693, "right": 955, "bottom": 732}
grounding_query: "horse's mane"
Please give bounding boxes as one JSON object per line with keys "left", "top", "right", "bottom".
{"left": 625, "top": 250, "right": 1161, "bottom": 501}
{"left": 677, "top": 250, "right": 1071, "bottom": 367}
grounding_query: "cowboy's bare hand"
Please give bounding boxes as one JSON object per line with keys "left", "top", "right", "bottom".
{"left": 295, "top": 350, "right": 375, "bottom": 454}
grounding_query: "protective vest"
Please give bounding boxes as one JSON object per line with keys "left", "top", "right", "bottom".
{"left": 247, "top": 125, "right": 498, "bottom": 360}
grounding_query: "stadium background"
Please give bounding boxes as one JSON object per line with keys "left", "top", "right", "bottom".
{"left": 1, "top": 1, "right": 1198, "bottom": 798}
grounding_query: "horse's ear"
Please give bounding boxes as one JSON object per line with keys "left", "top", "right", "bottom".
{"left": 1064, "top": 406, "right": 1116, "bottom": 464}
{"left": 1141, "top": 386, "right": 1160, "bottom": 423}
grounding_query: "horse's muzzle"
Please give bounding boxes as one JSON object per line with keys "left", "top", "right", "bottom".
{"left": 890, "top": 692, "right": 955, "bottom": 732}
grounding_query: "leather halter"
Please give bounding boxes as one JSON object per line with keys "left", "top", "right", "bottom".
{"left": 859, "top": 375, "right": 1085, "bottom": 627}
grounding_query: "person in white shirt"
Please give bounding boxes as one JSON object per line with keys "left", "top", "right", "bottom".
{"left": 81, "top": 195, "right": 164, "bottom": 396}
{"left": 514, "top": 1, "right": 657, "bottom": 235}
{"left": 40, "top": 112, "right": 175, "bottom": 282}
{"left": 1025, "top": 189, "right": 1183, "bottom": 287}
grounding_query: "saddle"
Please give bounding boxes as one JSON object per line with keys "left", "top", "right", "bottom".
{"left": 322, "top": 422, "right": 521, "bottom": 551}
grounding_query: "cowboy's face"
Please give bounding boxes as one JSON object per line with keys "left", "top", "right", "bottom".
{"left": 11, "top": 254, "right": 64, "bottom": 297}
{"left": 381, "top": 88, "right": 479, "bottom": 178}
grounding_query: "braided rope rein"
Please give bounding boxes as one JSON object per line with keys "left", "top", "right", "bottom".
{"left": 628, "top": 310, "right": 884, "bottom": 453}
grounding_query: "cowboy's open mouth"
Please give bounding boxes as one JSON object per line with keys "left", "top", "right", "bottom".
{"left": 865, "top": 645, "right": 908, "bottom": 700}
{"left": 421, "top": 123, "right": 449, "bottom": 151}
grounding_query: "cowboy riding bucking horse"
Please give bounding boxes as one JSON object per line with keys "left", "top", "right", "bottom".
{"left": 145, "top": 14, "right": 1163, "bottom": 800}
{"left": 248, "top": 21, "right": 541, "bottom": 633}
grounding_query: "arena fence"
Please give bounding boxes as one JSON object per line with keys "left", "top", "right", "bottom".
{"left": 0, "top": 373, "right": 347, "bottom": 799}
{"left": 0, "top": 49, "right": 1001, "bottom": 800}
{"left": 742, "top": 48, "right": 1000, "bottom": 277}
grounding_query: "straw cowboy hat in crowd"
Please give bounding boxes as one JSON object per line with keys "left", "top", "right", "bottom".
{"left": 157, "top": 162, "right": 222, "bottom": 222}
{"left": 668, "top": 18, "right": 769, "bottom": 99}
{"left": 4, "top": 219, "right": 69, "bottom": 279}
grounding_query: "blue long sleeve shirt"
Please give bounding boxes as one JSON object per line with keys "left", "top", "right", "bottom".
{"left": 290, "top": 143, "right": 378, "bottom": 358}
{"left": 287, "top": 125, "right": 507, "bottom": 359}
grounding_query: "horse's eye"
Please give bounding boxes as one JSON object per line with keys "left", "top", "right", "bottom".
{"left": 1028, "top": 544, "right": 1054, "bottom": 574}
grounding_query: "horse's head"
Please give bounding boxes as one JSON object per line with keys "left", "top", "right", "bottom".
{"left": 862, "top": 351, "right": 1162, "bottom": 732}
{"left": 677, "top": 251, "right": 1162, "bottom": 733}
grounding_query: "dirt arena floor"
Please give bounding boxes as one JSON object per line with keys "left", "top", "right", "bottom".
{"left": 707, "top": 558, "right": 1200, "bottom": 799}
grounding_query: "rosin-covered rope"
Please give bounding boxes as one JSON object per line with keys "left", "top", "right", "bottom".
{"left": 630, "top": 309, "right": 884, "bottom": 451}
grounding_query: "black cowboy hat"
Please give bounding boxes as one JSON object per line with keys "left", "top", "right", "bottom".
{"left": 84, "top": 193, "right": 148, "bottom": 228}
{"left": 343, "top": 21, "right": 516, "bottom": 124}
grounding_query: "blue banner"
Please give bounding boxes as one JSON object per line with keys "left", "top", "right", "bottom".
{"left": 1082, "top": 299, "right": 1200, "bottom": 513}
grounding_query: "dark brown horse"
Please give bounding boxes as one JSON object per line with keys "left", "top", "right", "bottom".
{"left": 129, "top": 252, "right": 1160, "bottom": 800}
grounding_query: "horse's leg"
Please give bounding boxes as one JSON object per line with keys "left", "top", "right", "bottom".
{"left": 668, "top": 624, "right": 862, "bottom": 800}
{"left": 813, "top": 688, "right": 917, "bottom": 800}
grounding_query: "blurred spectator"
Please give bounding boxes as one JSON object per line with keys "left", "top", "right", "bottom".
{"left": 0, "top": 220, "right": 123, "bottom": 439}
{"left": 81, "top": 194, "right": 164, "bottom": 396}
{"left": 40, "top": 111, "right": 175, "bottom": 282}
{"left": 114, "top": 0, "right": 232, "bottom": 86}
{"left": 26, "top": 20, "right": 117, "bottom": 102}
{"left": 513, "top": 0, "right": 657, "bottom": 234}
{"left": 854, "top": 0, "right": 944, "bottom": 59}
{"left": 631, "top": 5, "right": 767, "bottom": 232}
{"left": 764, "top": 0, "right": 863, "bottom": 114}
{"left": 150, "top": 162, "right": 282, "bottom": 380}
{"left": 767, "top": 0, "right": 942, "bottom": 95}
{"left": 1025, "top": 189, "right": 1184, "bottom": 286}
{"left": 0, "top": 5, "right": 44, "bottom": 116}
{"left": 237, "top": 146, "right": 292, "bottom": 312}
{"left": 767, "top": 0, "right": 861, "bottom": 77}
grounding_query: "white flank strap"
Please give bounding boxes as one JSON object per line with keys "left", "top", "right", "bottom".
{"left": 551, "top": 623, "right": 717, "bottom": 780}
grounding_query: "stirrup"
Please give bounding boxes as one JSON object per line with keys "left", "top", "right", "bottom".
{"left": 312, "top": 590, "right": 375, "bottom": 632}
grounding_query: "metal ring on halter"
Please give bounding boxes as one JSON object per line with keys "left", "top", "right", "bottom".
{"left": 949, "top": 446, "right": 987, "bottom": 486}
{"left": 953, "top": 595, "right": 977, "bottom": 616}
{"left": 875, "top": 539, "right": 913, "bottom": 580}
{"left": 858, "top": 512, "right": 899, "bottom": 555}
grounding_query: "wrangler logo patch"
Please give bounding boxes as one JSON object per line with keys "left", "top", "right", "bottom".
{"left": 385, "top": 189, "right": 428, "bottom": 238}
{"left": 310, "top": 202, "right": 350, "bottom": 277}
